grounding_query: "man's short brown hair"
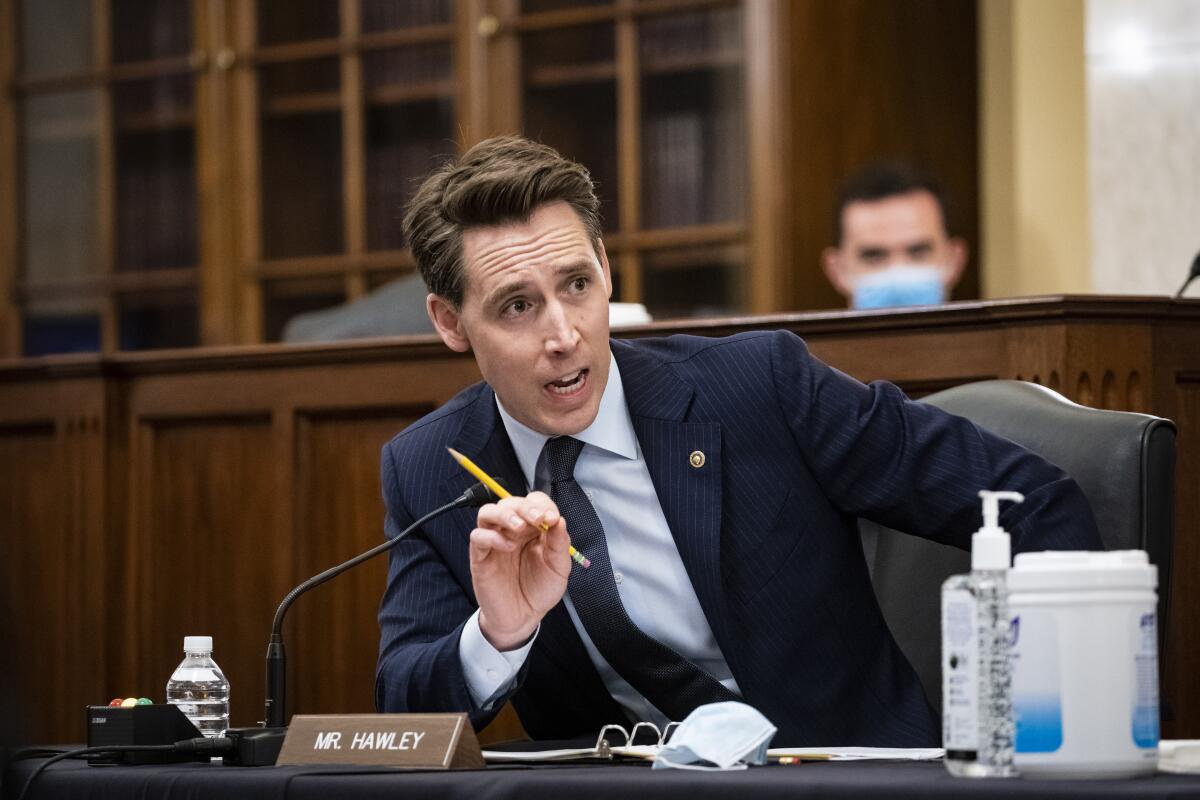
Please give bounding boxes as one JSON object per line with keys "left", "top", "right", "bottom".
{"left": 403, "top": 135, "right": 603, "bottom": 308}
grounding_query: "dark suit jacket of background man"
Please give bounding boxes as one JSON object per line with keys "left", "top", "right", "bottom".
{"left": 375, "top": 329, "right": 1100, "bottom": 746}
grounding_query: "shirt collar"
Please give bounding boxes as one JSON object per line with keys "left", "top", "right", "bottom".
{"left": 495, "top": 352, "right": 638, "bottom": 491}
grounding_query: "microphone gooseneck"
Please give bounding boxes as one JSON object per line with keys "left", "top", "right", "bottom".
{"left": 262, "top": 480, "right": 496, "bottom": 730}
{"left": 1174, "top": 250, "right": 1200, "bottom": 299}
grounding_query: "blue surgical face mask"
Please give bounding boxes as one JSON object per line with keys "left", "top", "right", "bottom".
{"left": 652, "top": 701, "right": 777, "bottom": 771}
{"left": 851, "top": 264, "right": 946, "bottom": 310}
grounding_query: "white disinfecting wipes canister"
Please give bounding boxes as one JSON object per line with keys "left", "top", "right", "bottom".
{"left": 1008, "top": 550, "right": 1159, "bottom": 778}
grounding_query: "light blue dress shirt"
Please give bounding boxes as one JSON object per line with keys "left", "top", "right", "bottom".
{"left": 458, "top": 353, "right": 741, "bottom": 724}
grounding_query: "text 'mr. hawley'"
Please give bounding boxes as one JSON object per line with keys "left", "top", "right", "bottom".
{"left": 313, "top": 730, "right": 426, "bottom": 750}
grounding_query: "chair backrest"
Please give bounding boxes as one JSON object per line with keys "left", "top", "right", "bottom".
{"left": 860, "top": 379, "right": 1176, "bottom": 717}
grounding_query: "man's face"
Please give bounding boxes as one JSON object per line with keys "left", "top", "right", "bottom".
{"left": 427, "top": 201, "right": 613, "bottom": 437}
{"left": 821, "top": 189, "right": 966, "bottom": 306}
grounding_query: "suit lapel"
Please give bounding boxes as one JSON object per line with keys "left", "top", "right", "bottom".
{"left": 442, "top": 386, "right": 527, "bottom": 539}
{"left": 448, "top": 385, "right": 525, "bottom": 492}
{"left": 614, "top": 341, "right": 727, "bottom": 635}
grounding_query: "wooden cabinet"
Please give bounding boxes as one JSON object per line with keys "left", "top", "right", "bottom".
{"left": 1, "top": 0, "right": 978, "bottom": 357}
{"left": 0, "top": 0, "right": 791, "bottom": 356}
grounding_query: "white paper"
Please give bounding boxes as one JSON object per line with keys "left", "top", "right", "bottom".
{"left": 483, "top": 744, "right": 944, "bottom": 764}
{"left": 767, "top": 747, "right": 945, "bottom": 761}
{"left": 482, "top": 745, "right": 660, "bottom": 763}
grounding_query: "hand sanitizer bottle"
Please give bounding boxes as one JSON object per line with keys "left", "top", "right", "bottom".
{"left": 942, "top": 490, "right": 1023, "bottom": 778}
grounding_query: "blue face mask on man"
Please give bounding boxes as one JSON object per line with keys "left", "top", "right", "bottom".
{"left": 851, "top": 264, "right": 947, "bottom": 310}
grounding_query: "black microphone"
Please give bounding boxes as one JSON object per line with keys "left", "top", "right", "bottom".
{"left": 223, "top": 480, "right": 497, "bottom": 766}
{"left": 1175, "top": 250, "right": 1200, "bottom": 298}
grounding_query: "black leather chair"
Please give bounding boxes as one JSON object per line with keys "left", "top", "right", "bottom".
{"left": 860, "top": 379, "right": 1176, "bottom": 717}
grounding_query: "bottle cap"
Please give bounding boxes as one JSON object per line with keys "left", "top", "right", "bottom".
{"left": 184, "top": 635, "right": 213, "bottom": 653}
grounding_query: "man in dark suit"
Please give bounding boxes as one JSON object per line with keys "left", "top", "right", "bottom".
{"left": 375, "top": 136, "right": 1100, "bottom": 746}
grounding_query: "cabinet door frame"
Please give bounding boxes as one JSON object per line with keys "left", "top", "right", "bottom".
{"left": 0, "top": 0, "right": 19, "bottom": 355}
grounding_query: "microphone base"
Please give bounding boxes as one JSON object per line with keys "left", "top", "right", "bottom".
{"left": 222, "top": 726, "right": 287, "bottom": 766}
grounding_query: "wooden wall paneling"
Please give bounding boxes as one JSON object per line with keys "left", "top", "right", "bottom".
{"left": 787, "top": 0, "right": 979, "bottom": 312}
{"left": 287, "top": 407, "right": 433, "bottom": 717}
{"left": 0, "top": 377, "right": 109, "bottom": 742}
{"left": 806, "top": 325, "right": 1003, "bottom": 390}
{"left": 127, "top": 412, "right": 285, "bottom": 727}
{"left": 1147, "top": 320, "right": 1200, "bottom": 738}
{"left": 104, "top": 371, "right": 133, "bottom": 706}
{"left": 1061, "top": 323, "right": 1152, "bottom": 411}
{"left": 1167, "top": 372, "right": 1200, "bottom": 737}
{"left": 0, "top": 0, "right": 18, "bottom": 356}
{"left": 999, "top": 323, "right": 1067, "bottom": 392}
{"left": 1, "top": 419, "right": 64, "bottom": 741}
{"left": 71, "top": 382, "right": 111, "bottom": 722}
{"left": 272, "top": 401, "right": 296, "bottom": 687}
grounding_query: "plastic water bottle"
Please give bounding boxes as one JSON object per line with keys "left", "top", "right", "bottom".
{"left": 166, "top": 635, "right": 230, "bottom": 737}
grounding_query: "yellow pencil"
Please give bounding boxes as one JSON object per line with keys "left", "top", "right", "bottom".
{"left": 447, "top": 447, "right": 591, "bottom": 569}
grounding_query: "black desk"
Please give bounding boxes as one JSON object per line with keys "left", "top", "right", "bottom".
{"left": 6, "top": 755, "right": 1200, "bottom": 800}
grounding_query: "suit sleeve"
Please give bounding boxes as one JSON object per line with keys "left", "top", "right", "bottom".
{"left": 374, "top": 440, "right": 522, "bottom": 729}
{"left": 767, "top": 329, "right": 1101, "bottom": 553}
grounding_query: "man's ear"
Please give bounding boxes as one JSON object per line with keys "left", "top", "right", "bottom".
{"left": 821, "top": 247, "right": 854, "bottom": 300}
{"left": 943, "top": 236, "right": 968, "bottom": 291}
{"left": 596, "top": 239, "right": 613, "bottom": 299}
{"left": 427, "top": 293, "right": 471, "bottom": 352}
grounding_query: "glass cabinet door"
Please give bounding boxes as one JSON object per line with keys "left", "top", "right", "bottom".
{"left": 15, "top": 0, "right": 202, "bottom": 354}
{"left": 242, "top": 0, "right": 461, "bottom": 342}
{"left": 637, "top": 5, "right": 745, "bottom": 317}
{"left": 111, "top": 0, "right": 200, "bottom": 349}
{"left": 483, "top": 0, "right": 748, "bottom": 319}
{"left": 20, "top": 89, "right": 102, "bottom": 354}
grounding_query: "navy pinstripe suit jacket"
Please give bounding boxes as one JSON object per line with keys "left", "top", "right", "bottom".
{"left": 375, "top": 330, "right": 1100, "bottom": 746}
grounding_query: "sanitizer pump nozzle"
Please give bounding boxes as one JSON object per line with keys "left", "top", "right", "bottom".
{"left": 972, "top": 490, "right": 1024, "bottom": 571}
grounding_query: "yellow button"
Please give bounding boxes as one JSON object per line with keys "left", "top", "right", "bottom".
{"left": 689, "top": 450, "right": 705, "bottom": 468}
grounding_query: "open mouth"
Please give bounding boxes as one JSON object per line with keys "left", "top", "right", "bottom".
{"left": 546, "top": 368, "right": 588, "bottom": 396}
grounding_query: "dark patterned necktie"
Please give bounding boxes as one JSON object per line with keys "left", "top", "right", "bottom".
{"left": 543, "top": 435, "right": 738, "bottom": 721}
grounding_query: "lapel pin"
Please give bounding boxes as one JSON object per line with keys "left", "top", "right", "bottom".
{"left": 689, "top": 450, "right": 705, "bottom": 468}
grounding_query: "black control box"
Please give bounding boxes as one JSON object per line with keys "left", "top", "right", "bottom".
{"left": 86, "top": 704, "right": 205, "bottom": 764}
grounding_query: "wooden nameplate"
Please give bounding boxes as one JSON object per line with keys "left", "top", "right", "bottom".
{"left": 276, "top": 713, "right": 484, "bottom": 769}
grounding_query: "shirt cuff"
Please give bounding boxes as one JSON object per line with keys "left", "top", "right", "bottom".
{"left": 458, "top": 610, "right": 537, "bottom": 710}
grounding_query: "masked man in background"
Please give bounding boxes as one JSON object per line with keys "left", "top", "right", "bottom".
{"left": 822, "top": 163, "right": 967, "bottom": 310}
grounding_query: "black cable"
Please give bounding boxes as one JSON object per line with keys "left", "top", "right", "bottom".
{"left": 6, "top": 747, "right": 76, "bottom": 762}
{"left": 15, "top": 738, "right": 233, "bottom": 800}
